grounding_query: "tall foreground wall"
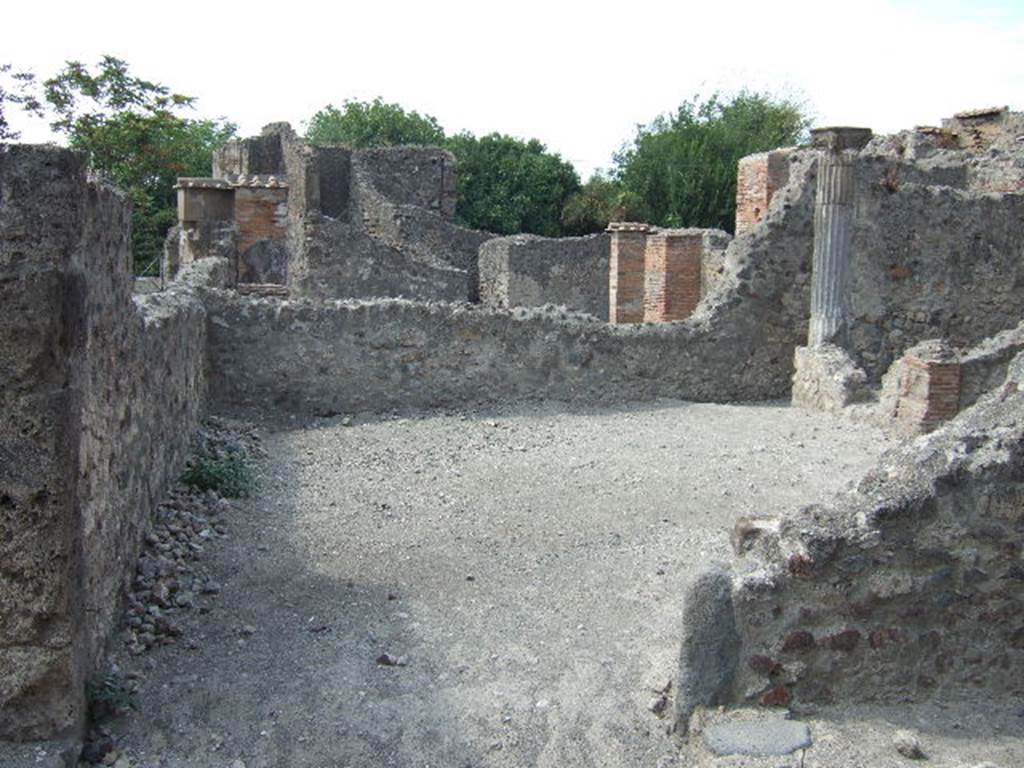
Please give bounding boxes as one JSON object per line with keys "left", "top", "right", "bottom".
{"left": 0, "top": 147, "right": 206, "bottom": 739}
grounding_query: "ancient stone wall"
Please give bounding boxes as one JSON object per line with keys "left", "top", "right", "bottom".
{"left": 0, "top": 147, "right": 206, "bottom": 740}
{"left": 478, "top": 234, "right": 610, "bottom": 320}
{"left": 216, "top": 128, "right": 486, "bottom": 303}
{"left": 959, "top": 321, "right": 1024, "bottom": 409}
{"left": 296, "top": 217, "right": 471, "bottom": 303}
{"left": 848, "top": 156, "right": 1024, "bottom": 379}
{"left": 735, "top": 149, "right": 792, "bottom": 234}
{"left": 201, "top": 146, "right": 825, "bottom": 416}
{"left": 351, "top": 147, "right": 457, "bottom": 219}
{"left": 675, "top": 355, "right": 1024, "bottom": 728}
{"left": 607, "top": 223, "right": 651, "bottom": 324}
{"left": 346, "top": 146, "right": 488, "bottom": 300}
{"left": 732, "top": 134, "right": 1024, "bottom": 383}
{"left": 643, "top": 230, "right": 705, "bottom": 322}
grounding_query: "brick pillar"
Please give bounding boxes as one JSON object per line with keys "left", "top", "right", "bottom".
{"left": 808, "top": 127, "right": 872, "bottom": 348}
{"left": 644, "top": 230, "right": 703, "bottom": 322}
{"left": 894, "top": 340, "right": 962, "bottom": 434}
{"left": 735, "top": 150, "right": 791, "bottom": 235}
{"left": 607, "top": 222, "right": 652, "bottom": 323}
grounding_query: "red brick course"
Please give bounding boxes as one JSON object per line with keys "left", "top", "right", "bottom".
{"left": 895, "top": 351, "right": 962, "bottom": 433}
{"left": 735, "top": 150, "right": 791, "bottom": 235}
{"left": 607, "top": 223, "right": 651, "bottom": 323}
{"left": 643, "top": 231, "right": 703, "bottom": 322}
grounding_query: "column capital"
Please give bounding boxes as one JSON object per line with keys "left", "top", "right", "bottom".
{"left": 809, "top": 127, "right": 873, "bottom": 152}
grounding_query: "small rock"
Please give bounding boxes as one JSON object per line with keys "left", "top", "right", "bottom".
{"left": 239, "top": 625, "right": 257, "bottom": 637}
{"left": 151, "top": 582, "right": 171, "bottom": 608}
{"left": 648, "top": 695, "right": 668, "bottom": 715}
{"left": 893, "top": 729, "right": 926, "bottom": 759}
{"left": 81, "top": 735, "right": 115, "bottom": 764}
{"left": 376, "top": 653, "right": 407, "bottom": 667}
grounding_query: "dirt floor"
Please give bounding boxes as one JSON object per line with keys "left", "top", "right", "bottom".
{"left": 77, "top": 400, "right": 1023, "bottom": 767}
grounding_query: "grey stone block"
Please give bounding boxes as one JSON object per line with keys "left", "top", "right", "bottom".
{"left": 674, "top": 563, "right": 739, "bottom": 734}
{"left": 703, "top": 718, "right": 813, "bottom": 756}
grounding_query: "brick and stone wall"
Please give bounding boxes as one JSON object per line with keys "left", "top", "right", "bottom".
{"left": 848, "top": 159, "right": 1024, "bottom": 379}
{"left": 890, "top": 340, "right": 961, "bottom": 434}
{"left": 643, "top": 230, "right": 704, "bottom": 322}
{"left": 733, "top": 128, "right": 1024, "bottom": 383}
{"left": 607, "top": 223, "right": 651, "bottom": 324}
{"left": 346, "top": 146, "right": 487, "bottom": 300}
{"left": 204, "top": 149, "right": 825, "bottom": 414}
{"left": 735, "top": 150, "right": 792, "bottom": 235}
{"left": 478, "top": 233, "right": 610, "bottom": 320}
{"left": 0, "top": 147, "right": 206, "bottom": 740}
{"left": 676, "top": 354, "right": 1024, "bottom": 729}
{"left": 234, "top": 182, "right": 289, "bottom": 284}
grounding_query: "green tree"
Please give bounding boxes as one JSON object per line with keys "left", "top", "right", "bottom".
{"left": 445, "top": 132, "right": 581, "bottom": 236}
{"left": 560, "top": 173, "right": 645, "bottom": 235}
{"left": 614, "top": 91, "right": 811, "bottom": 232}
{"left": 0, "top": 63, "right": 40, "bottom": 141}
{"left": 13, "top": 56, "right": 235, "bottom": 273}
{"left": 305, "top": 98, "right": 445, "bottom": 147}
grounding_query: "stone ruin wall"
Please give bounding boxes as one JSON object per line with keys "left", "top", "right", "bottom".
{"left": 848, "top": 152, "right": 1024, "bottom": 380}
{"left": 670, "top": 108, "right": 1024, "bottom": 729}
{"left": 478, "top": 233, "right": 611, "bottom": 320}
{"left": 674, "top": 354, "right": 1024, "bottom": 730}
{"left": 3, "top": 107, "right": 1024, "bottom": 744}
{"left": 730, "top": 127, "right": 1024, "bottom": 389}
{"left": 0, "top": 147, "right": 206, "bottom": 740}
{"left": 735, "top": 149, "right": 793, "bottom": 234}
{"left": 201, "top": 150, "right": 826, "bottom": 416}
{"left": 175, "top": 124, "right": 489, "bottom": 304}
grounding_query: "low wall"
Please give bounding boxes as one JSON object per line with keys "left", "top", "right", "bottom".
{"left": 0, "top": 146, "right": 206, "bottom": 740}
{"left": 203, "top": 295, "right": 795, "bottom": 415}
{"left": 959, "top": 320, "right": 1024, "bottom": 410}
{"left": 478, "top": 234, "right": 610, "bottom": 320}
{"left": 675, "top": 354, "right": 1024, "bottom": 729}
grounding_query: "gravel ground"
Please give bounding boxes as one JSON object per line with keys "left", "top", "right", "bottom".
{"left": 88, "top": 399, "right": 1019, "bottom": 767}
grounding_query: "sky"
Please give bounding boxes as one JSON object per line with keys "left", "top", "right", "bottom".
{"left": 5, "top": 0, "right": 1023, "bottom": 178}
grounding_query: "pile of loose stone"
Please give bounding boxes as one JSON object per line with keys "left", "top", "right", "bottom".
{"left": 120, "top": 417, "right": 264, "bottom": 655}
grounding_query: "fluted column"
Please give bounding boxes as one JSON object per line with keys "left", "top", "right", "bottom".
{"left": 807, "top": 127, "right": 872, "bottom": 347}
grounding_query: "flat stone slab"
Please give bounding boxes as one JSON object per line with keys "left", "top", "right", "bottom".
{"left": 704, "top": 718, "right": 813, "bottom": 756}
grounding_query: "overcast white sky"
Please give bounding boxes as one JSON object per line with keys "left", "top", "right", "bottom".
{"left": 5, "top": 0, "right": 1023, "bottom": 177}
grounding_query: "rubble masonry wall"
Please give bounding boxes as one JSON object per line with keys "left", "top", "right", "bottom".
{"left": 0, "top": 147, "right": 206, "bottom": 740}
{"left": 675, "top": 355, "right": 1024, "bottom": 726}
{"left": 478, "top": 234, "right": 610, "bottom": 320}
